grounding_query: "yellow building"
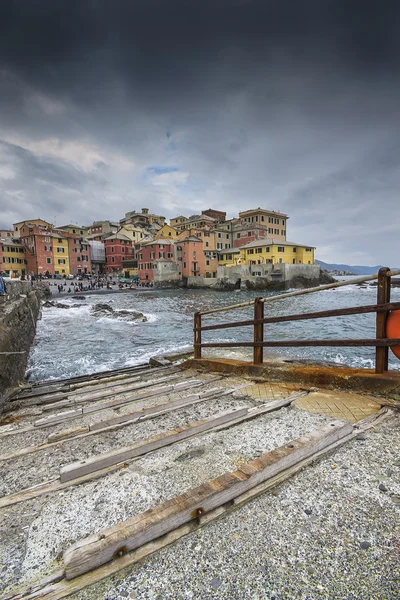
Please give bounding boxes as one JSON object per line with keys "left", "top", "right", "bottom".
{"left": 52, "top": 234, "right": 71, "bottom": 275}
{"left": 155, "top": 224, "right": 179, "bottom": 240}
{"left": 237, "top": 239, "right": 315, "bottom": 265}
{"left": 0, "top": 239, "right": 27, "bottom": 277}
{"left": 170, "top": 215, "right": 188, "bottom": 231}
{"left": 117, "top": 225, "right": 150, "bottom": 244}
{"left": 217, "top": 249, "right": 241, "bottom": 267}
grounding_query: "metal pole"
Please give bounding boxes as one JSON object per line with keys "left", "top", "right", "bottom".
{"left": 375, "top": 267, "right": 391, "bottom": 373}
{"left": 194, "top": 312, "right": 202, "bottom": 359}
{"left": 253, "top": 298, "right": 264, "bottom": 364}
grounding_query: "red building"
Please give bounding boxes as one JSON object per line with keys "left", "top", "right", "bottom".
{"left": 104, "top": 234, "right": 134, "bottom": 273}
{"left": 137, "top": 239, "right": 176, "bottom": 283}
{"left": 17, "top": 222, "right": 56, "bottom": 275}
{"left": 67, "top": 235, "right": 91, "bottom": 275}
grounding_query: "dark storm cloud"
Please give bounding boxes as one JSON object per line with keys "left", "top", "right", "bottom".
{"left": 0, "top": 0, "right": 400, "bottom": 263}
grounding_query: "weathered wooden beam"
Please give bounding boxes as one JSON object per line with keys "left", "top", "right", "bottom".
{"left": 197, "top": 338, "right": 400, "bottom": 348}
{"left": 198, "top": 301, "right": 400, "bottom": 331}
{"left": 0, "top": 387, "right": 285, "bottom": 507}
{"left": 33, "top": 378, "right": 202, "bottom": 428}
{"left": 0, "top": 385, "right": 228, "bottom": 461}
{"left": 88, "top": 383, "right": 225, "bottom": 431}
{"left": 6, "top": 410, "right": 391, "bottom": 600}
{"left": 63, "top": 420, "right": 353, "bottom": 579}
{"left": 61, "top": 393, "right": 306, "bottom": 483}
{"left": 17, "top": 371, "right": 186, "bottom": 408}
{"left": 60, "top": 407, "right": 248, "bottom": 483}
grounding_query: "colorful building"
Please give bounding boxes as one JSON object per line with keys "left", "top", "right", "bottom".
{"left": 67, "top": 235, "right": 91, "bottom": 275}
{"left": 177, "top": 236, "right": 204, "bottom": 278}
{"left": 52, "top": 234, "right": 70, "bottom": 275}
{"left": 0, "top": 239, "right": 27, "bottom": 277}
{"left": 230, "top": 239, "right": 315, "bottom": 266}
{"left": 137, "top": 239, "right": 176, "bottom": 283}
{"left": 155, "top": 224, "right": 179, "bottom": 240}
{"left": 104, "top": 234, "right": 134, "bottom": 273}
{"left": 234, "top": 208, "right": 288, "bottom": 247}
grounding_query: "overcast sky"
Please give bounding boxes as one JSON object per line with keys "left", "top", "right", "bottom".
{"left": 0, "top": 1, "right": 399, "bottom": 265}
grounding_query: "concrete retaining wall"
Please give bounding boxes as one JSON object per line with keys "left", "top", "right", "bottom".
{"left": 0, "top": 281, "right": 50, "bottom": 409}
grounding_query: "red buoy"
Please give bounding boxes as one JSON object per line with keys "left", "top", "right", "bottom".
{"left": 386, "top": 310, "right": 400, "bottom": 359}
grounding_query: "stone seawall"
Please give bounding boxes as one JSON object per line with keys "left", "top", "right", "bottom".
{"left": 0, "top": 281, "right": 50, "bottom": 410}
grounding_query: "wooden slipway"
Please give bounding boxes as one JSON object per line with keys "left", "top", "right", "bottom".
{"left": 0, "top": 361, "right": 393, "bottom": 600}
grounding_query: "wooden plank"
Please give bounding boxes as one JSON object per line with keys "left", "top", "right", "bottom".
{"left": 60, "top": 392, "right": 306, "bottom": 483}
{"left": 0, "top": 385, "right": 243, "bottom": 462}
{"left": 63, "top": 420, "right": 353, "bottom": 579}
{"left": 19, "top": 371, "right": 186, "bottom": 408}
{"left": 10, "top": 364, "right": 166, "bottom": 400}
{"left": 60, "top": 408, "right": 250, "bottom": 482}
{"left": 199, "top": 301, "right": 400, "bottom": 331}
{"left": 0, "top": 386, "right": 274, "bottom": 507}
{"left": 33, "top": 378, "right": 199, "bottom": 427}
{"left": 198, "top": 338, "right": 400, "bottom": 348}
{"left": 0, "top": 378, "right": 226, "bottom": 443}
{"left": 7, "top": 410, "right": 391, "bottom": 600}
{"left": 89, "top": 384, "right": 226, "bottom": 432}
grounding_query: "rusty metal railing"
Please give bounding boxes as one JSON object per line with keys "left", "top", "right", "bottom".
{"left": 194, "top": 267, "right": 400, "bottom": 374}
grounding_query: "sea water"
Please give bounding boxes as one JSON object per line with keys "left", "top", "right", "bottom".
{"left": 26, "top": 279, "right": 400, "bottom": 381}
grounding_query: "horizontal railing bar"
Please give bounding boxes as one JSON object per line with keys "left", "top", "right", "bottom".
{"left": 196, "top": 338, "right": 400, "bottom": 348}
{"left": 197, "top": 301, "right": 400, "bottom": 332}
{"left": 198, "top": 268, "right": 400, "bottom": 316}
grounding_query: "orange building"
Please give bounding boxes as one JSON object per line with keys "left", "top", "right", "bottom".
{"left": 178, "top": 235, "right": 204, "bottom": 278}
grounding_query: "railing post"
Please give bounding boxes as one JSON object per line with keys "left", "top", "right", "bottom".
{"left": 194, "top": 312, "right": 202, "bottom": 359}
{"left": 253, "top": 297, "right": 264, "bottom": 365}
{"left": 375, "top": 267, "right": 391, "bottom": 374}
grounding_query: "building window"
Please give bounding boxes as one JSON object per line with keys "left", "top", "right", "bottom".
{"left": 282, "top": 220, "right": 285, "bottom": 226}
{"left": 46, "top": 257, "right": 52, "bottom": 264}
{"left": 45, "top": 236, "right": 50, "bottom": 242}
{"left": 44, "top": 245, "right": 52, "bottom": 251}
{"left": 306, "top": 248, "right": 312, "bottom": 252}
{"left": 278, "top": 247, "right": 285, "bottom": 252}
{"left": 111, "top": 257, "right": 115, "bottom": 263}
{"left": 256, "top": 248, "right": 262, "bottom": 254}
{"left": 183, "top": 262, "right": 187, "bottom": 268}
{"left": 58, "top": 259, "right": 65, "bottom": 264}
{"left": 111, "top": 247, "right": 114, "bottom": 253}
{"left": 248, "top": 249, "right": 254, "bottom": 255}
{"left": 56, "top": 247, "right": 64, "bottom": 253}
{"left": 122, "top": 247, "right": 125, "bottom": 253}
{"left": 236, "top": 233, "right": 240, "bottom": 239}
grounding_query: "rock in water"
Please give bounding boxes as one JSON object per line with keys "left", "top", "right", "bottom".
{"left": 91, "top": 303, "right": 146, "bottom": 322}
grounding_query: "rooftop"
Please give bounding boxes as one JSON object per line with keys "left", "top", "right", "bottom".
{"left": 240, "top": 239, "right": 315, "bottom": 249}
